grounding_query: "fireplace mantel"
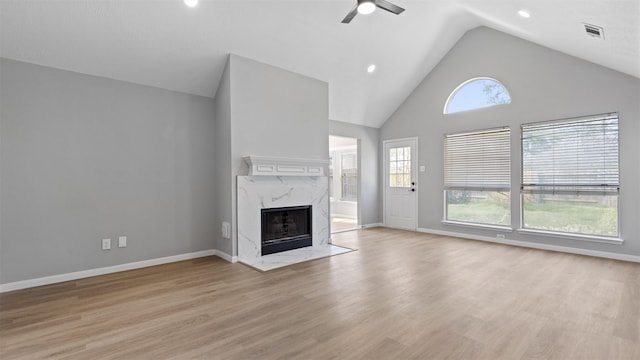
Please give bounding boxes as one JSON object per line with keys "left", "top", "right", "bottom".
{"left": 243, "top": 156, "right": 328, "bottom": 176}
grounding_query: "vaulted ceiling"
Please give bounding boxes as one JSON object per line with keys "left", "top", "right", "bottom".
{"left": 1, "top": 0, "right": 638, "bottom": 128}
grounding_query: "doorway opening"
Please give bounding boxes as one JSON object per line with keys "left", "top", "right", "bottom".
{"left": 329, "top": 135, "right": 359, "bottom": 233}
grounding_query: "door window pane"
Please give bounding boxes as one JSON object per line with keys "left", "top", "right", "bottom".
{"left": 389, "top": 146, "right": 411, "bottom": 188}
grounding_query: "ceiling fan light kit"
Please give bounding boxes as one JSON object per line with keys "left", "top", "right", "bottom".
{"left": 357, "top": 0, "right": 376, "bottom": 15}
{"left": 184, "top": 0, "right": 198, "bottom": 8}
{"left": 342, "top": 0, "right": 405, "bottom": 24}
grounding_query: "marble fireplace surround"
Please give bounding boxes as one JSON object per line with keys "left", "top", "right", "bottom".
{"left": 237, "top": 156, "right": 353, "bottom": 271}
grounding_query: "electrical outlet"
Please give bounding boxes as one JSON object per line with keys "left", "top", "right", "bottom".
{"left": 102, "top": 238, "right": 111, "bottom": 250}
{"left": 118, "top": 236, "right": 127, "bottom": 248}
{"left": 222, "top": 222, "right": 231, "bottom": 239}
{"left": 496, "top": 234, "right": 505, "bottom": 239}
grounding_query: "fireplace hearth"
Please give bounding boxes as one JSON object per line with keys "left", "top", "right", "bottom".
{"left": 261, "top": 205, "right": 312, "bottom": 255}
{"left": 237, "top": 174, "right": 331, "bottom": 269}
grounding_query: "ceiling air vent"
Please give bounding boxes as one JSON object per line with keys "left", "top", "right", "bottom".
{"left": 583, "top": 23, "right": 604, "bottom": 39}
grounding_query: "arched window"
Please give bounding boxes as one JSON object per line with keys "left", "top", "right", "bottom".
{"left": 444, "top": 77, "right": 511, "bottom": 114}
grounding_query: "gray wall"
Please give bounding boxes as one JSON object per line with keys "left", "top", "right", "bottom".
{"left": 329, "top": 120, "right": 380, "bottom": 226}
{"left": 0, "top": 58, "right": 217, "bottom": 284}
{"left": 380, "top": 27, "right": 640, "bottom": 256}
{"left": 214, "top": 54, "right": 330, "bottom": 257}
{"left": 213, "top": 58, "right": 233, "bottom": 256}
{"left": 230, "top": 54, "right": 329, "bottom": 166}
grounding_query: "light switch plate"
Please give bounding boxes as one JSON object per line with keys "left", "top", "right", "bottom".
{"left": 118, "top": 236, "right": 127, "bottom": 248}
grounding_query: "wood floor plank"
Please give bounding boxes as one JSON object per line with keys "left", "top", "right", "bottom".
{"left": 1, "top": 228, "right": 639, "bottom": 359}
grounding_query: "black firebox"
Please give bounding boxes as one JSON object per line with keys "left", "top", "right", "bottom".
{"left": 261, "top": 205, "right": 312, "bottom": 255}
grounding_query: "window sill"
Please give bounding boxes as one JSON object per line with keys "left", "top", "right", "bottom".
{"left": 441, "top": 220, "right": 513, "bottom": 232}
{"left": 516, "top": 229, "right": 623, "bottom": 245}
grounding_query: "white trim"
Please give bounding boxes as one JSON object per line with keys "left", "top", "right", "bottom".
{"left": 0, "top": 249, "right": 217, "bottom": 293}
{"left": 382, "top": 137, "right": 419, "bottom": 230}
{"left": 516, "top": 228, "right": 623, "bottom": 245}
{"left": 362, "top": 222, "right": 383, "bottom": 228}
{"left": 441, "top": 220, "right": 513, "bottom": 232}
{"left": 417, "top": 227, "right": 640, "bottom": 263}
{"left": 243, "top": 156, "right": 329, "bottom": 176}
{"left": 328, "top": 135, "right": 362, "bottom": 229}
{"left": 214, "top": 250, "right": 238, "bottom": 263}
{"left": 330, "top": 228, "right": 360, "bottom": 235}
{"left": 330, "top": 213, "right": 357, "bottom": 220}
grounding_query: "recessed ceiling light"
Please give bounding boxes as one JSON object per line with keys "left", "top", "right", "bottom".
{"left": 357, "top": 0, "right": 376, "bottom": 15}
{"left": 184, "top": 0, "right": 198, "bottom": 8}
{"left": 367, "top": 64, "right": 376, "bottom": 73}
{"left": 518, "top": 10, "right": 531, "bottom": 18}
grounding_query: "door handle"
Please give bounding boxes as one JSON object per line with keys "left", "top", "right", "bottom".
{"left": 409, "top": 188, "right": 415, "bottom": 192}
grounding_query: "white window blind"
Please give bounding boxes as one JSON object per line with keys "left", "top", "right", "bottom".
{"left": 521, "top": 113, "right": 619, "bottom": 194}
{"left": 444, "top": 128, "right": 511, "bottom": 191}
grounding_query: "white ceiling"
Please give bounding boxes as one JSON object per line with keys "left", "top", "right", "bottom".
{"left": 1, "top": 0, "right": 638, "bottom": 128}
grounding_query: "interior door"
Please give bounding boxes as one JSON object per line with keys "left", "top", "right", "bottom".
{"left": 384, "top": 138, "right": 417, "bottom": 230}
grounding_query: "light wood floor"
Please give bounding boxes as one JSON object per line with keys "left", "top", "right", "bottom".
{"left": 330, "top": 216, "right": 358, "bottom": 233}
{"left": 1, "top": 228, "right": 639, "bottom": 359}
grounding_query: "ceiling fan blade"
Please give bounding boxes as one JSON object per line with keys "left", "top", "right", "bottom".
{"left": 341, "top": 6, "right": 359, "bottom": 23}
{"left": 375, "top": 0, "right": 405, "bottom": 15}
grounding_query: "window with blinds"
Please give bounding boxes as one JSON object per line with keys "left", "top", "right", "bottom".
{"left": 444, "top": 128, "right": 511, "bottom": 191}
{"left": 521, "top": 113, "right": 619, "bottom": 237}
{"left": 444, "top": 127, "right": 511, "bottom": 226}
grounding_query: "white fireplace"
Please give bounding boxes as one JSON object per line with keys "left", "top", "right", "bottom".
{"left": 237, "top": 156, "right": 352, "bottom": 270}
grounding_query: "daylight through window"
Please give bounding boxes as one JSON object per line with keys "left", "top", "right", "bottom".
{"left": 444, "top": 78, "right": 511, "bottom": 114}
{"left": 444, "top": 127, "right": 511, "bottom": 226}
{"left": 521, "top": 113, "right": 619, "bottom": 238}
{"left": 389, "top": 146, "right": 412, "bottom": 188}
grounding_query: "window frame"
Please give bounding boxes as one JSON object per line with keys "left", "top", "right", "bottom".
{"left": 340, "top": 153, "right": 358, "bottom": 201}
{"left": 442, "top": 126, "right": 512, "bottom": 228}
{"left": 443, "top": 77, "right": 512, "bottom": 114}
{"left": 519, "top": 112, "right": 622, "bottom": 242}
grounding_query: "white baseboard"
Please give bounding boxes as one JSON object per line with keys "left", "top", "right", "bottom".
{"left": 0, "top": 249, "right": 219, "bottom": 293}
{"left": 330, "top": 228, "right": 360, "bottom": 235}
{"left": 330, "top": 213, "right": 357, "bottom": 220}
{"left": 417, "top": 227, "right": 640, "bottom": 263}
{"left": 214, "top": 250, "right": 238, "bottom": 263}
{"left": 362, "top": 222, "right": 383, "bottom": 229}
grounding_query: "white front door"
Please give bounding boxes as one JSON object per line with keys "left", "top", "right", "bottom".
{"left": 384, "top": 138, "right": 417, "bottom": 230}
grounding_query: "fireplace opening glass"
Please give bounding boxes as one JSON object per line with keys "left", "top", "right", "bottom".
{"left": 261, "top": 205, "right": 312, "bottom": 255}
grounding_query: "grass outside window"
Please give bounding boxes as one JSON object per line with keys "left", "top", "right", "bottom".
{"left": 446, "top": 190, "right": 510, "bottom": 226}
{"left": 522, "top": 193, "right": 618, "bottom": 237}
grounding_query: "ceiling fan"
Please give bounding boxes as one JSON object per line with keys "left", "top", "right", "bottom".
{"left": 341, "top": 0, "right": 405, "bottom": 24}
